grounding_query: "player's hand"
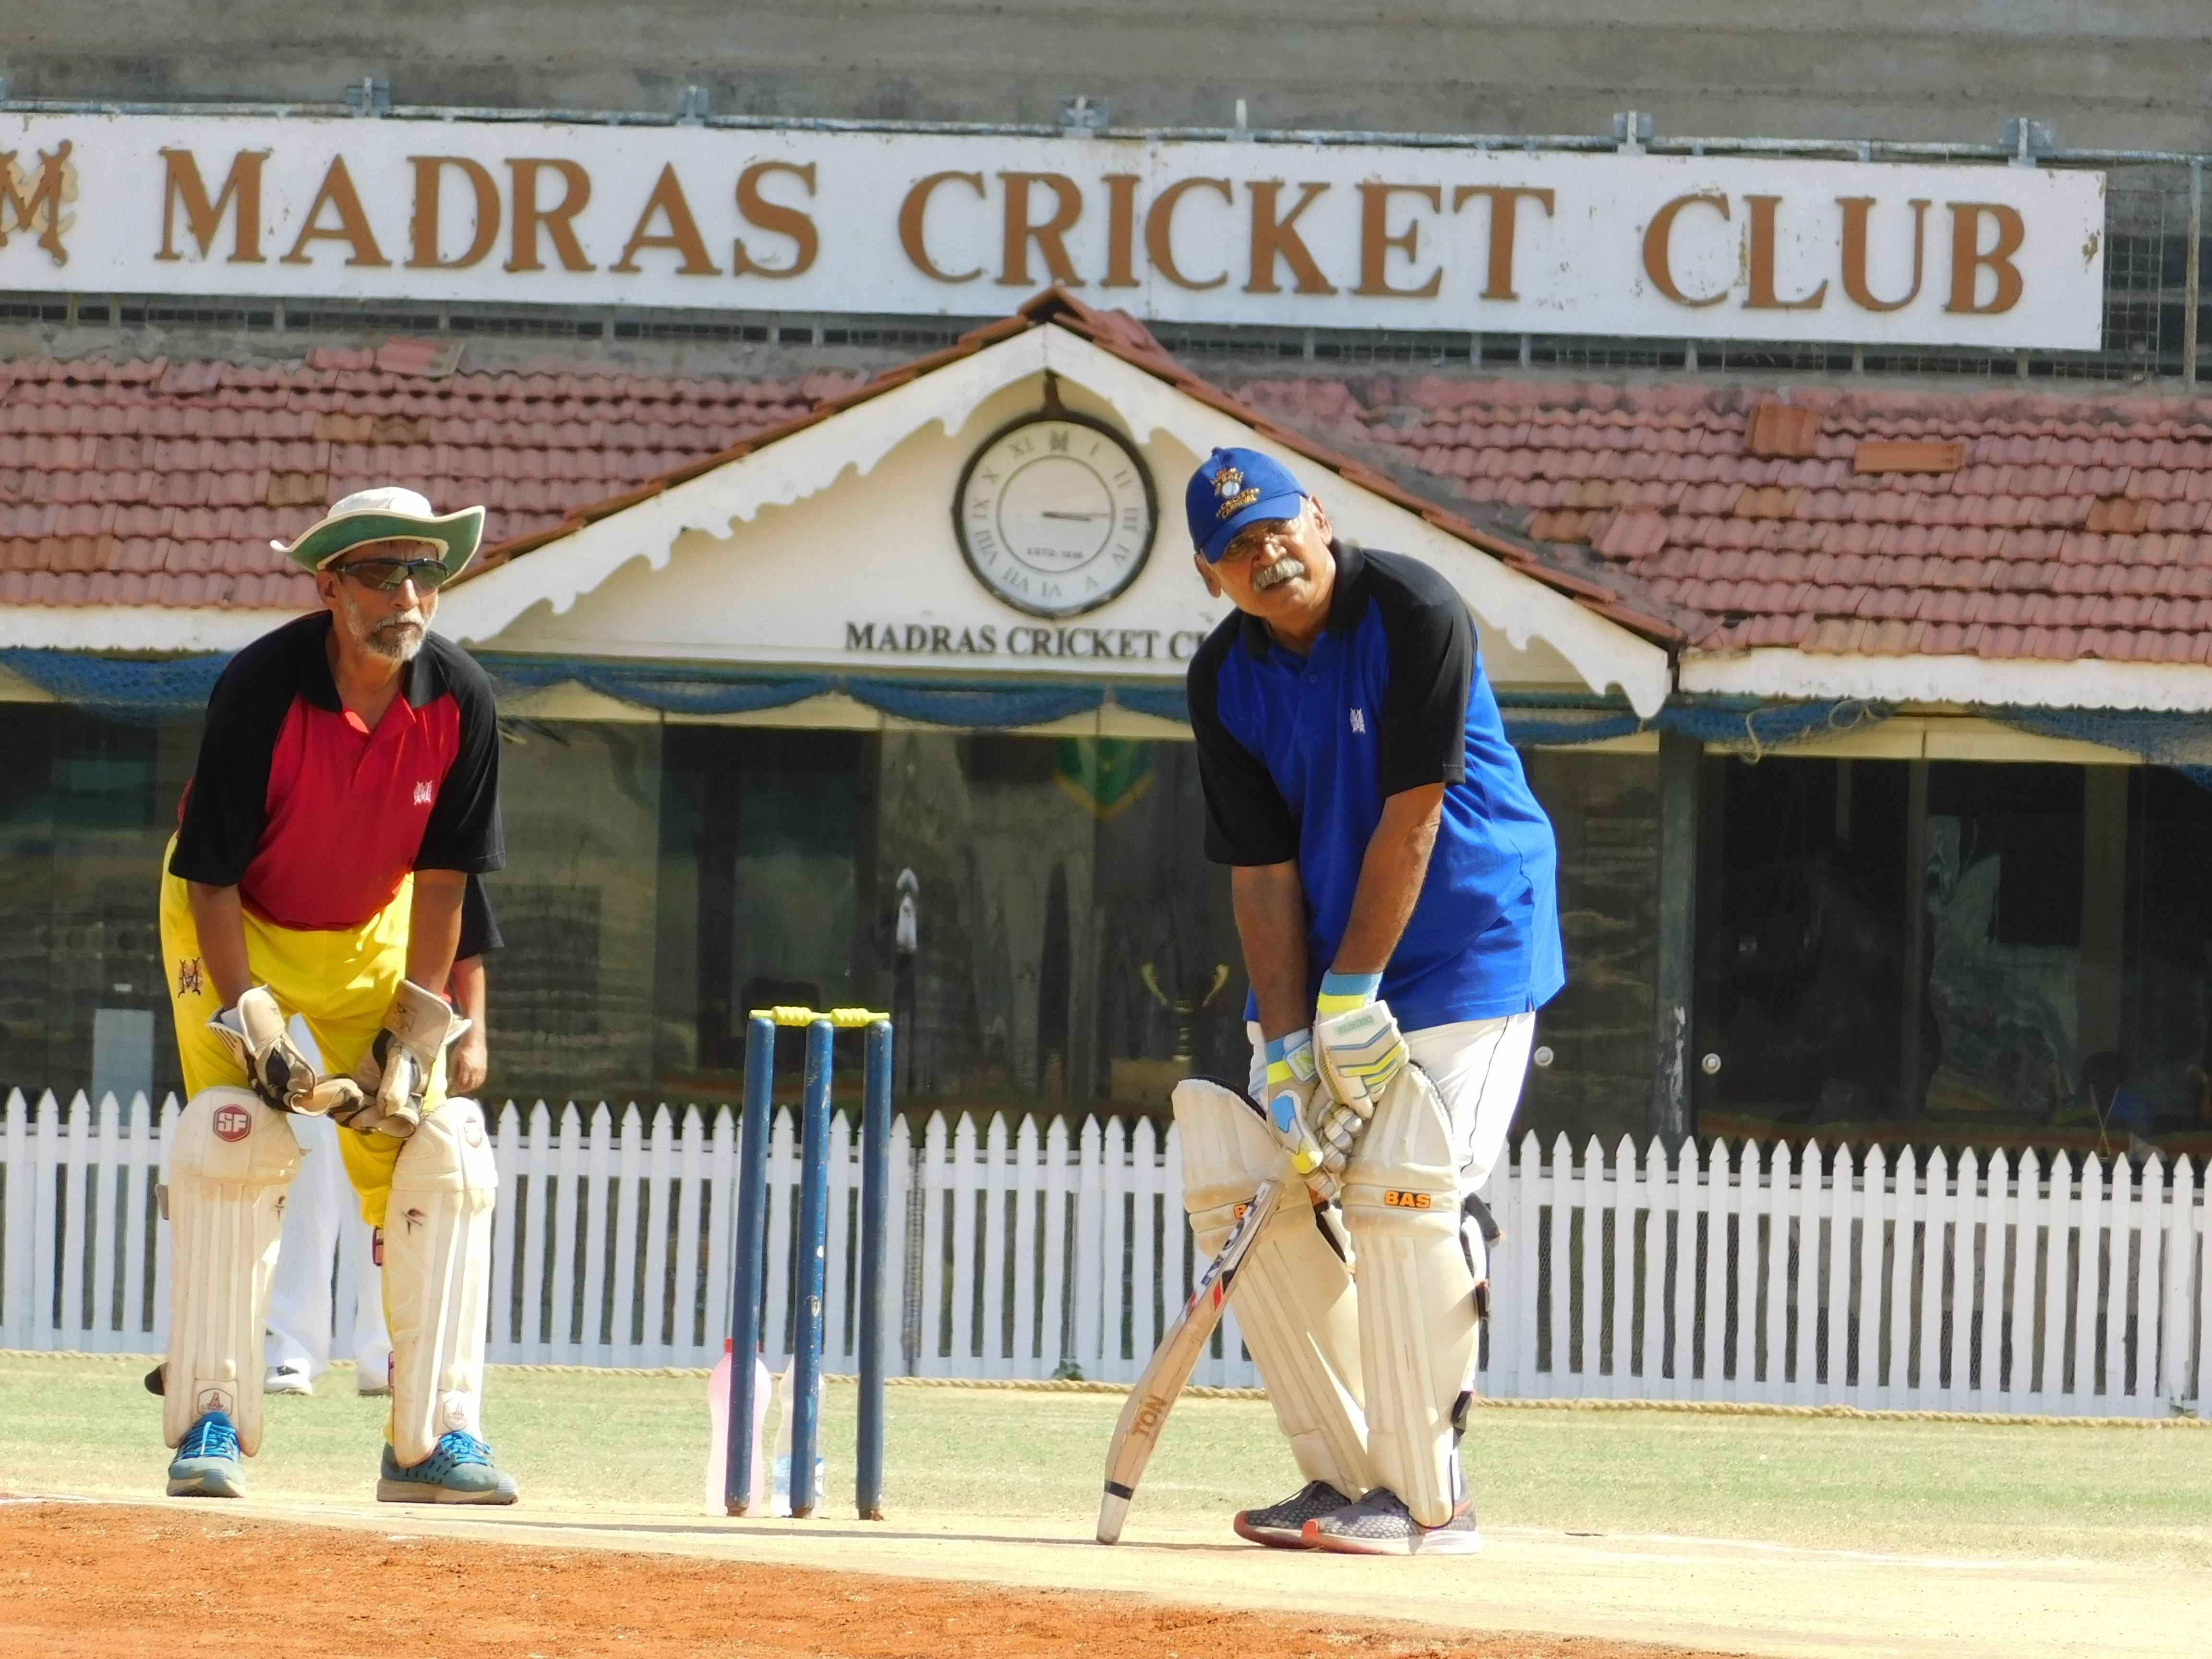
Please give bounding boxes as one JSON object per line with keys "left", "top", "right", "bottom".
{"left": 448, "top": 1022, "right": 488, "bottom": 1096}
{"left": 345, "top": 979, "right": 469, "bottom": 1138}
{"left": 209, "top": 986, "right": 365, "bottom": 1118}
{"left": 1261, "top": 1030, "right": 1343, "bottom": 1199}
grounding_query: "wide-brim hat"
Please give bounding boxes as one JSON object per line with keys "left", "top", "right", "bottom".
{"left": 271, "top": 486, "right": 485, "bottom": 579}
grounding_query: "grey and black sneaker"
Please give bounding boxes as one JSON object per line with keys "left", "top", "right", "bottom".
{"left": 1304, "top": 1487, "right": 1483, "bottom": 1556}
{"left": 264, "top": 1362, "right": 313, "bottom": 1396}
{"left": 1232, "top": 1479, "right": 1352, "bottom": 1549}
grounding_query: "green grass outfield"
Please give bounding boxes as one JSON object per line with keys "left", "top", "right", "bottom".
{"left": 6, "top": 1352, "right": 2208, "bottom": 1568}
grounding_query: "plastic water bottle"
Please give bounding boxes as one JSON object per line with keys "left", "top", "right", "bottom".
{"left": 767, "top": 1358, "right": 825, "bottom": 1516}
{"left": 702, "top": 1339, "right": 771, "bottom": 1515}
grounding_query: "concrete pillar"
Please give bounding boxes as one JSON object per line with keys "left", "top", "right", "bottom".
{"left": 1651, "top": 729, "right": 1700, "bottom": 1147}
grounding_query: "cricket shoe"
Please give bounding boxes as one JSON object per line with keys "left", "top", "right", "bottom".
{"left": 167, "top": 1410, "right": 247, "bottom": 1499}
{"left": 377, "top": 1432, "right": 519, "bottom": 1505}
{"left": 264, "top": 1362, "right": 313, "bottom": 1395}
{"left": 357, "top": 1354, "right": 392, "bottom": 1398}
{"left": 1303, "top": 1487, "right": 1483, "bottom": 1556}
{"left": 1232, "top": 1479, "right": 1353, "bottom": 1549}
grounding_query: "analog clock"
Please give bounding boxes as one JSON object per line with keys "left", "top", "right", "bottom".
{"left": 953, "top": 412, "right": 1157, "bottom": 618}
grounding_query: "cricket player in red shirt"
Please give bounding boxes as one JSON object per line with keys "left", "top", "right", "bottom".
{"left": 154, "top": 486, "right": 514, "bottom": 1504}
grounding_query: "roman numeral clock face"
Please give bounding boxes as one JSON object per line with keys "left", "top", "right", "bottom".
{"left": 953, "top": 414, "right": 1158, "bottom": 618}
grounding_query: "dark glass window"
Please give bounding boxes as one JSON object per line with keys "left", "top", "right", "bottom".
{"left": 1697, "top": 753, "right": 2212, "bottom": 1160}
{"left": 1517, "top": 749, "right": 1660, "bottom": 1153}
{"left": 1698, "top": 755, "right": 1910, "bottom": 1141}
{"left": 0, "top": 705, "right": 192, "bottom": 1107}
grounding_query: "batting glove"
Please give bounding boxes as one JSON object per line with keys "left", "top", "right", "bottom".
{"left": 1261, "top": 1030, "right": 1342, "bottom": 1199}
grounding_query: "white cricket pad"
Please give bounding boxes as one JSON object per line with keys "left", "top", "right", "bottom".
{"left": 1340, "top": 1063, "right": 1479, "bottom": 1528}
{"left": 164, "top": 1088, "right": 303, "bottom": 1454}
{"left": 384, "top": 1096, "right": 498, "bottom": 1466}
{"left": 1172, "top": 1079, "right": 1374, "bottom": 1498}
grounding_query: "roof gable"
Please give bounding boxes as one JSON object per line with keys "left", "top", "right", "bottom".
{"left": 437, "top": 303, "right": 1676, "bottom": 716}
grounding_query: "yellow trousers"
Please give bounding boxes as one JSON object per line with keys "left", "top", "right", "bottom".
{"left": 158, "top": 837, "right": 446, "bottom": 1228}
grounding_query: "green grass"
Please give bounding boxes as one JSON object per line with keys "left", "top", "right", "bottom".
{"left": 7, "top": 1353, "right": 2209, "bottom": 1568}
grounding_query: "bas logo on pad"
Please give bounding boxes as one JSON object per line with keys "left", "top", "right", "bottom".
{"left": 211, "top": 1104, "right": 253, "bottom": 1142}
{"left": 1382, "top": 1190, "right": 1433, "bottom": 1210}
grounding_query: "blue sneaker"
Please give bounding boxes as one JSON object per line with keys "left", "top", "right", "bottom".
{"left": 167, "top": 1410, "right": 246, "bottom": 1499}
{"left": 376, "top": 1432, "right": 518, "bottom": 1505}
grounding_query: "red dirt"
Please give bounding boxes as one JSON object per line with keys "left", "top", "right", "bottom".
{"left": 0, "top": 1503, "right": 1745, "bottom": 1659}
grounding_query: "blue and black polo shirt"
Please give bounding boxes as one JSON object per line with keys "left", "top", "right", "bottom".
{"left": 1186, "top": 541, "right": 1563, "bottom": 1031}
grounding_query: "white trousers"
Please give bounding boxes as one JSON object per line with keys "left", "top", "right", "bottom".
{"left": 1248, "top": 1010, "right": 1537, "bottom": 1198}
{"left": 265, "top": 1110, "right": 390, "bottom": 1381}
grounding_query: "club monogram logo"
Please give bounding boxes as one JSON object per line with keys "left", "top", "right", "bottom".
{"left": 0, "top": 142, "right": 75, "bottom": 267}
{"left": 176, "top": 956, "right": 204, "bottom": 997}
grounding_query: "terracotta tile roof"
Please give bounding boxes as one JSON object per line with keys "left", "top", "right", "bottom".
{"left": 1227, "top": 375, "right": 2212, "bottom": 664}
{"left": 0, "top": 349, "right": 853, "bottom": 609}
{"left": 15, "top": 299, "right": 2212, "bottom": 670}
{"left": 0, "top": 292, "right": 1682, "bottom": 645}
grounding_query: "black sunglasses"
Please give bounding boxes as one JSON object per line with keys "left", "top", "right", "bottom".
{"left": 333, "top": 556, "right": 452, "bottom": 592}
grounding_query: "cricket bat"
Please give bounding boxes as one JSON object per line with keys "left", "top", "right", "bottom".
{"left": 1096, "top": 1177, "right": 1284, "bottom": 1545}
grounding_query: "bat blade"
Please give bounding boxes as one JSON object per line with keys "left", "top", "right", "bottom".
{"left": 1096, "top": 1178, "right": 1283, "bottom": 1545}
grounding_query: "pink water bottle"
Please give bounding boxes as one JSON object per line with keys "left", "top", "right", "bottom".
{"left": 704, "top": 1339, "right": 772, "bottom": 1515}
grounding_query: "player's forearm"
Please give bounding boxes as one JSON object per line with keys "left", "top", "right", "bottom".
{"left": 403, "top": 869, "right": 468, "bottom": 994}
{"left": 183, "top": 881, "right": 255, "bottom": 1008}
{"left": 448, "top": 955, "right": 485, "bottom": 1023}
{"left": 446, "top": 953, "right": 489, "bottom": 1093}
{"left": 1331, "top": 784, "right": 1445, "bottom": 977}
{"left": 1230, "top": 861, "right": 1311, "bottom": 1041}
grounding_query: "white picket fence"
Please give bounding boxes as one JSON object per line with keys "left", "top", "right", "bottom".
{"left": 4, "top": 1087, "right": 2206, "bottom": 1416}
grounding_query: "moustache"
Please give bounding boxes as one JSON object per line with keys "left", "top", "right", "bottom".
{"left": 1250, "top": 556, "right": 1307, "bottom": 593}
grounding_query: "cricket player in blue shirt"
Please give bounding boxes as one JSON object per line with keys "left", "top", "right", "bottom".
{"left": 1175, "top": 447, "right": 1562, "bottom": 1555}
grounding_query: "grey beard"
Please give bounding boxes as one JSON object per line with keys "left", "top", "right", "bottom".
{"left": 364, "top": 622, "right": 425, "bottom": 662}
{"left": 341, "top": 589, "right": 426, "bottom": 661}
{"left": 1251, "top": 556, "right": 1307, "bottom": 593}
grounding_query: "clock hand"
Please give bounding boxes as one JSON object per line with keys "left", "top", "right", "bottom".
{"left": 1039, "top": 510, "right": 1107, "bottom": 520}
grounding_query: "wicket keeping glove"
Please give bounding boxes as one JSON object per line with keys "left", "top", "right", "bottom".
{"left": 208, "top": 986, "right": 366, "bottom": 1118}
{"left": 345, "top": 978, "right": 470, "bottom": 1139}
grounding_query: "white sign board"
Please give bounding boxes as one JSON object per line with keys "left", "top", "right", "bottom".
{"left": 0, "top": 113, "right": 2105, "bottom": 347}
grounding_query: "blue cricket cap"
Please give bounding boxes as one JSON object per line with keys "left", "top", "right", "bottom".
{"left": 1186, "top": 447, "right": 1308, "bottom": 564}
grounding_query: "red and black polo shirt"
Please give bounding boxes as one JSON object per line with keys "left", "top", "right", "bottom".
{"left": 170, "top": 613, "right": 505, "bottom": 932}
